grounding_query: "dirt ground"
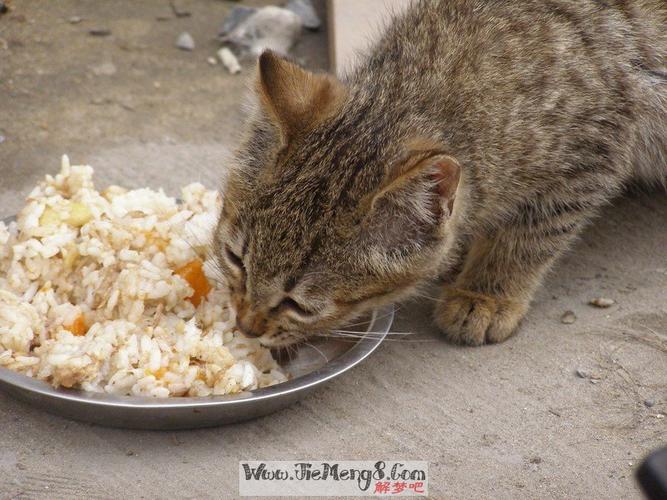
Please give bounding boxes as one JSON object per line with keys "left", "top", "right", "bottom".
{"left": 0, "top": 1, "right": 665, "bottom": 499}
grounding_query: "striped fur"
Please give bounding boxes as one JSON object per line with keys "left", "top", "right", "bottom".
{"left": 215, "top": 0, "right": 667, "bottom": 346}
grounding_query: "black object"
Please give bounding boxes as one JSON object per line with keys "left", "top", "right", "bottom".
{"left": 0, "top": 1, "right": 8, "bottom": 15}
{"left": 88, "top": 28, "right": 112, "bottom": 37}
{"left": 637, "top": 446, "right": 667, "bottom": 500}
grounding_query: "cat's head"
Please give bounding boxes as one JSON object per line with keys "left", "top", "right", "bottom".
{"left": 214, "top": 51, "right": 462, "bottom": 347}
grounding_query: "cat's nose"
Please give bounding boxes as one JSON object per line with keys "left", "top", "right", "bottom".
{"left": 236, "top": 311, "right": 265, "bottom": 338}
{"left": 237, "top": 322, "right": 262, "bottom": 338}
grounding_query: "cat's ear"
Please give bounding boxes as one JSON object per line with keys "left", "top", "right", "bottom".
{"left": 256, "top": 50, "right": 347, "bottom": 143}
{"left": 369, "top": 142, "right": 461, "bottom": 223}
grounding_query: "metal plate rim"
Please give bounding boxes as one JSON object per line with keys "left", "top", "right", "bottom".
{"left": 0, "top": 305, "right": 392, "bottom": 410}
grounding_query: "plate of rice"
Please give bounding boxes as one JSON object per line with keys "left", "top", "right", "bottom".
{"left": 0, "top": 156, "right": 393, "bottom": 429}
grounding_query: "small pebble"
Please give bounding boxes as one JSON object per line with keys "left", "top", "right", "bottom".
{"left": 68, "top": 16, "right": 83, "bottom": 24}
{"left": 589, "top": 297, "right": 615, "bottom": 308}
{"left": 0, "top": 135, "right": 5, "bottom": 144}
{"left": 576, "top": 368, "right": 601, "bottom": 382}
{"left": 217, "top": 47, "right": 241, "bottom": 74}
{"left": 0, "top": 2, "right": 8, "bottom": 15}
{"left": 529, "top": 457, "right": 542, "bottom": 464}
{"left": 644, "top": 399, "right": 655, "bottom": 408}
{"left": 207, "top": 56, "right": 217, "bottom": 66}
{"left": 126, "top": 450, "right": 135, "bottom": 456}
{"left": 560, "top": 310, "right": 577, "bottom": 324}
{"left": 89, "top": 28, "right": 112, "bottom": 37}
{"left": 286, "top": 0, "right": 321, "bottom": 30}
{"left": 91, "top": 61, "right": 117, "bottom": 76}
{"left": 170, "top": 1, "right": 191, "bottom": 18}
{"left": 176, "top": 32, "right": 195, "bottom": 51}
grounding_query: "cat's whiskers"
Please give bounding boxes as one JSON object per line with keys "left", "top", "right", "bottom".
{"left": 316, "top": 332, "right": 436, "bottom": 343}
{"left": 318, "top": 329, "right": 436, "bottom": 343}
{"left": 303, "top": 341, "right": 329, "bottom": 364}
{"left": 333, "top": 329, "right": 415, "bottom": 335}
{"left": 410, "top": 290, "right": 447, "bottom": 304}
{"left": 340, "top": 305, "right": 403, "bottom": 329}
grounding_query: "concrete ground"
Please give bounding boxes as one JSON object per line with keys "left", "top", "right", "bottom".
{"left": 0, "top": 1, "right": 665, "bottom": 498}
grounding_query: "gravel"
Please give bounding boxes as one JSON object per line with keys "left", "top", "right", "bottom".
{"left": 176, "top": 32, "right": 195, "bottom": 51}
{"left": 589, "top": 297, "right": 615, "bottom": 308}
{"left": 88, "top": 28, "right": 112, "bottom": 37}
{"left": 560, "top": 310, "right": 577, "bottom": 324}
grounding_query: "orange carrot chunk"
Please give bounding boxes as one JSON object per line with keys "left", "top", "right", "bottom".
{"left": 174, "top": 259, "right": 211, "bottom": 306}
{"left": 64, "top": 314, "right": 88, "bottom": 336}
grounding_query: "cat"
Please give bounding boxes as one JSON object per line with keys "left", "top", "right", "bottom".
{"left": 214, "top": 0, "right": 667, "bottom": 347}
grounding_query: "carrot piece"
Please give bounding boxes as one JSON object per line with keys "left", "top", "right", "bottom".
{"left": 64, "top": 314, "right": 87, "bottom": 336}
{"left": 174, "top": 259, "right": 212, "bottom": 306}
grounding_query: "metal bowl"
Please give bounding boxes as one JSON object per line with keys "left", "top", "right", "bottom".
{"left": 0, "top": 216, "right": 393, "bottom": 429}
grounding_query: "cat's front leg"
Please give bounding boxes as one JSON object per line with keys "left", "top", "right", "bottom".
{"left": 434, "top": 219, "right": 584, "bottom": 345}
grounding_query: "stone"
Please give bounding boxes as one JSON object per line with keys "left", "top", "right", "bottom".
{"left": 561, "top": 310, "right": 577, "bottom": 324}
{"left": 176, "top": 32, "right": 195, "bottom": 51}
{"left": 89, "top": 28, "right": 111, "bottom": 37}
{"left": 589, "top": 297, "right": 615, "bottom": 308}
{"left": 169, "top": 1, "right": 191, "bottom": 18}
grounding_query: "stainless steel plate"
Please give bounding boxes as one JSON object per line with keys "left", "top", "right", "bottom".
{"left": 0, "top": 216, "right": 393, "bottom": 429}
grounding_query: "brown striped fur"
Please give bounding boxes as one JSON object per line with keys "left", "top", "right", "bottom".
{"left": 214, "top": 0, "right": 667, "bottom": 346}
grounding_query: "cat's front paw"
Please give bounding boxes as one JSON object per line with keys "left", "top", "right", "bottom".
{"left": 434, "top": 287, "right": 527, "bottom": 346}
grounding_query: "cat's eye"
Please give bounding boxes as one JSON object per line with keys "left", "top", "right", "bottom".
{"left": 224, "top": 245, "right": 244, "bottom": 270}
{"left": 276, "top": 297, "right": 315, "bottom": 318}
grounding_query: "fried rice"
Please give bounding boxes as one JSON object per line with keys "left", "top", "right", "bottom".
{"left": 0, "top": 156, "right": 287, "bottom": 397}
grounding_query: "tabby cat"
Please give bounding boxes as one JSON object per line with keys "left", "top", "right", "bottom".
{"left": 214, "top": 0, "right": 666, "bottom": 346}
